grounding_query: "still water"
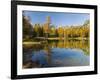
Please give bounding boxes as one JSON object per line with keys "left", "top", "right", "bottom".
{"left": 23, "top": 40, "right": 89, "bottom": 68}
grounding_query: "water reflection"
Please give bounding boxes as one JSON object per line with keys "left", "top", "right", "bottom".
{"left": 23, "top": 40, "right": 89, "bottom": 68}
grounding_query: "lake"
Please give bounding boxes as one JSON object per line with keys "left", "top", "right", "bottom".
{"left": 23, "top": 40, "right": 90, "bottom": 68}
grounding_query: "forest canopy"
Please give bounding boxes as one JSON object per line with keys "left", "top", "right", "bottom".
{"left": 23, "top": 15, "right": 90, "bottom": 41}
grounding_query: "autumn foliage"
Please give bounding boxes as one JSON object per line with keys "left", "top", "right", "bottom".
{"left": 23, "top": 15, "right": 90, "bottom": 40}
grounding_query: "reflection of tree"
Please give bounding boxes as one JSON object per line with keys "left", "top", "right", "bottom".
{"left": 43, "top": 40, "right": 51, "bottom": 65}
{"left": 49, "top": 40, "right": 89, "bottom": 55}
{"left": 23, "top": 39, "right": 89, "bottom": 69}
{"left": 23, "top": 40, "right": 52, "bottom": 68}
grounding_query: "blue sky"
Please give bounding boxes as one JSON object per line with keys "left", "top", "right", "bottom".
{"left": 23, "top": 11, "right": 89, "bottom": 27}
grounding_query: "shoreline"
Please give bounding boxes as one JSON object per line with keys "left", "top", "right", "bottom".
{"left": 23, "top": 37, "right": 89, "bottom": 44}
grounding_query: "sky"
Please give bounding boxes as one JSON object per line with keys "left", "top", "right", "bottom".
{"left": 23, "top": 11, "right": 90, "bottom": 27}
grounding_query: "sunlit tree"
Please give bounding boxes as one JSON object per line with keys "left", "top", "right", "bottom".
{"left": 57, "top": 26, "right": 64, "bottom": 39}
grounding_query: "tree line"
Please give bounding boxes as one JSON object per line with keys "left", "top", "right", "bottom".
{"left": 23, "top": 15, "right": 90, "bottom": 40}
